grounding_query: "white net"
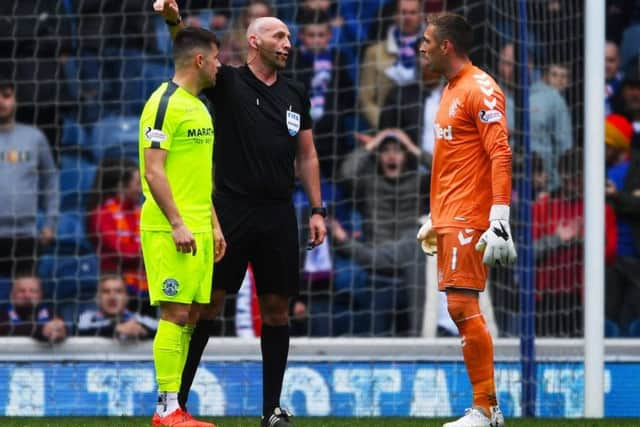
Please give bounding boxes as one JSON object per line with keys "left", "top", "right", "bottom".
{"left": 0, "top": 0, "right": 638, "bottom": 419}
{"left": 0, "top": 0, "right": 598, "bottom": 337}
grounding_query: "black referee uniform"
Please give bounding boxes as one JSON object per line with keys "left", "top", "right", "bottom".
{"left": 179, "top": 64, "right": 313, "bottom": 419}
{"left": 209, "top": 64, "right": 311, "bottom": 296}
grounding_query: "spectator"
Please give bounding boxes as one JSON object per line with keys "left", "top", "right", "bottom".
{"left": 218, "top": 0, "right": 273, "bottom": 66}
{"left": 379, "top": 39, "right": 443, "bottom": 155}
{"left": 181, "top": 0, "right": 231, "bottom": 32}
{"left": 613, "top": 59, "right": 640, "bottom": 129}
{"left": 0, "top": 0, "right": 74, "bottom": 159}
{"left": 86, "top": 158, "right": 148, "bottom": 314}
{"left": 606, "top": 41, "right": 624, "bottom": 115}
{"left": 287, "top": 0, "right": 344, "bottom": 43}
{"left": 285, "top": 8, "right": 355, "bottom": 182}
{"left": 603, "top": 114, "right": 632, "bottom": 273}
{"left": 358, "top": 0, "right": 423, "bottom": 129}
{"left": 533, "top": 150, "right": 616, "bottom": 336}
{"left": 330, "top": 221, "right": 425, "bottom": 336}
{"left": 343, "top": 129, "right": 429, "bottom": 244}
{"left": 74, "top": 0, "right": 160, "bottom": 118}
{"left": 77, "top": 275, "right": 157, "bottom": 340}
{"left": 543, "top": 62, "right": 571, "bottom": 95}
{"left": 606, "top": 129, "right": 640, "bottom": 331}
{"left": 0, "top": 80, "right": 58, "bottom": 278}
{"left": 532, "top": 149, "right": 583, "bottom": 337}
{"left": 605, "top": 113, "right": 633, "bottom": 168}
{"left": 0, "top": 275, "right": 66, "bottom": 342}
{"left": 336, "top": 129, "right": 429, "bottom": 335}
{"left": 498, "top": 42, "right": 572, "bottom": 191}
{"left": 531, "top": 153, "right": 550, "bottom": 201}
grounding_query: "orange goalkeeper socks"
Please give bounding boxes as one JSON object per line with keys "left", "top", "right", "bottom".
{"left": 447, "top": 292, "right": 497, "bottom": 416}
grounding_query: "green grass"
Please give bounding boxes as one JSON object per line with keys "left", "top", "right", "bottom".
{"left": 0, "top": 418, "right": 638, "bottom": 427}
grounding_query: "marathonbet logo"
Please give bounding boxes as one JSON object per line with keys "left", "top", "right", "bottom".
{"left": 187, "top": 127, "right": 213, "bottom": 138}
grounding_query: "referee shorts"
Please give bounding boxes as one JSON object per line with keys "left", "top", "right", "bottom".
{"left": 213, "top": 197, "right": 299, "bottom": 297}
{"left": 141, "top": 230, "right": 214, "bottom": 306}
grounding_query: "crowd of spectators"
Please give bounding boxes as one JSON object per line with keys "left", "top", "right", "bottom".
{"left": 0, "top": 0, "right": 639, "bottom": 339}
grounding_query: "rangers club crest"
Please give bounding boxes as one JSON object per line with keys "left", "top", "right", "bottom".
{"left": 448, "top": 97, "right": 460, "bottom": 118}
{"left": 286, "top": 110, "right": 301, "bottom": 136}
{"left": 162, "top": 278, "right": 179, "bottom": 296}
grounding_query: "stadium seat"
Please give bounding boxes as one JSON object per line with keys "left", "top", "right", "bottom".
{"left": 620, "top": 24, "right": 640, "bottom": 69}
{"left": 91, "top": 115, "right": 140, "bottom": 161}
{"left": 0, "top": 276, "right": 11, "bottom": 309}
{"left": 604, "top": 319, "right": 621, "bottom": 338}
{"left": 52, "top": 211, "right": 93, "bottom": 255}
{"left": 59, "top": 155, "right": 98, "bottom": 211}
{"left": 58, "top": 300, "right": 96, "bottom": 333}
{"left": 627, "top": 318, "right": 640, "bottom": 337}
{"left": 60, "top": 116, "right": 90, "bottom": 148}
{"left": 38, "top": 254, "right": 99, "bottom": 302}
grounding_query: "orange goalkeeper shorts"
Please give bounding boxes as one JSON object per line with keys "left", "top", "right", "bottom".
{"left": 436, "top": 227, "right": 488, "bottom": 292}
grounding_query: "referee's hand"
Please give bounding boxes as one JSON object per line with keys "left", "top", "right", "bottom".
{"left": 153, "top": 0, "right": 180, "bottom": 22}
{"left": 308, "top": 214, "right": 327, "bottom": 249}
{"left": 213, "top": 225, "right": 227, "bottom": 262}
{"left": 172, "top": 223, "right": 197, "bottom": 256}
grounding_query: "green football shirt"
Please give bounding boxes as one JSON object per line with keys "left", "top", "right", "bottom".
{"left": 139, "top": 81, "right": 214, "bottom": 232}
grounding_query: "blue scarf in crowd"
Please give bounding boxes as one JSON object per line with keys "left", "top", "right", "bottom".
{"left": 300, "top": 46, "right": 334, "bottom": 121}
{"left": 394, "top": 27, "right": 419, "bottom": 70}
{"left": 8, "top": 304, "right": 52, "bottom": 325}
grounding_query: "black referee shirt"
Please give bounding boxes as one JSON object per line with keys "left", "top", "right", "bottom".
{"left": 203, "top": 65, "right": 312, "bottom": 202}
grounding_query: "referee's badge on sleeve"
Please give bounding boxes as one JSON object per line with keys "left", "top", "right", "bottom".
{"left": 286, "top": 111, "right": 301, "bottom": 136}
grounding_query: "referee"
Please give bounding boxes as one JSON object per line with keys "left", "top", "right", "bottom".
{"left": 138, "top": 27, "right": 226, "bottom": 426}
{"left": 154, "top": 2, "right": 327, "bottom": 426}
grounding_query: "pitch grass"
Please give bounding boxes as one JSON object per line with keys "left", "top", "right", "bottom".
{"left": 1, "top": 418, "right": 639, "bottom": 427}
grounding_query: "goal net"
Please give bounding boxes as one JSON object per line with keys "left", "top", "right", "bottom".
{"left": 0, "top": 0, "right": 637, "bottom": 419}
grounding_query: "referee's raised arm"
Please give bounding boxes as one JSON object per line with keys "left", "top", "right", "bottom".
{"left": 154, "top": 0, "right": 185, "bottom": 39}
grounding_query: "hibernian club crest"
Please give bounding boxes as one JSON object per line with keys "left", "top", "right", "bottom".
{"left": 162, "top": 278, "right": 179, "bottom": 297}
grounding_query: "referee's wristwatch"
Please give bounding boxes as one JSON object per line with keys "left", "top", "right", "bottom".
{"left": 310, "top": 207, "right": 327, "bottom": 218}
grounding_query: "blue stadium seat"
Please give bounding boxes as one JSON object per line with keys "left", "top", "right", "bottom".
{"left": 620, "top": 24, "right": 640, "bottom": 69}
{"left": 53, "top": 211, "right": 93, "bottom": 255}
{"left": 60, "top": 116, "right": 90, "bottom": 148}
{"left": 627, "top": 318, "right": 640, "bottom": 337}
{"left": 38, "top": 254, "right": 99, "bottom": 301}
{"left": 605, "top": 319, "right": 621, "bottom": 338}
{"left": 58, "top": 301, "right": 96, "bottom": 331}
{"left": 0, "top": 276, "right": 11, "bottom": 309}
{"left": 59, "top": 155, "right": 97, "bottom": 211}
{"left": 121, "top": 60, "right": 173, "bottom": 116}
{"left": 91, "top": 115, "right": 140, "bottom": 161}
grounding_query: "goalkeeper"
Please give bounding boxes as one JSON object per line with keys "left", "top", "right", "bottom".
{"left": 139, "top": 27, "right": 226, "bottom": 427}
{"left": 416, "top": 12, "right": 516, "bottom": 427}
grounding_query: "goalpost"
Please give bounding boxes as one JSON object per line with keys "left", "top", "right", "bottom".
{"left": 583, "top": 0, "right": 605, "bottom": 417}
{"left": 0, "top": 0, "right": 636, "bottom": 420}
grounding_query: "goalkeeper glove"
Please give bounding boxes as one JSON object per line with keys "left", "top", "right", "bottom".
{"left": 475, "top": 205, "right": 517, "bottom": 266}
{"left": 416, "top": 214, "right": 437, "bottom": 255}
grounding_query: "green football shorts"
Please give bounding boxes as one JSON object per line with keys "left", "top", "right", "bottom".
{"left": 141, "top": 230, "right": 213, "bottom": 306}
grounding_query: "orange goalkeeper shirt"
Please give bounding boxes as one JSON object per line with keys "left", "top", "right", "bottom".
{"left": 430, "top": 62, "right": 512, "bottom": 231}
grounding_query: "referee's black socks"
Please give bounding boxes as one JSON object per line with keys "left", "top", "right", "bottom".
{"left": 179, "top": 318, "right": 216, "bottom": 410}
{"left": 261, "top": 324, "right": 290, "bottom": 417}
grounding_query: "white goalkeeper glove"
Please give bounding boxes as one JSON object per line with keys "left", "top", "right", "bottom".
{"left": 475, "top": 205, "right": 517, "bottom": 266}
{"left": 416, "top": 214, "right": 437, "bottom": 255}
